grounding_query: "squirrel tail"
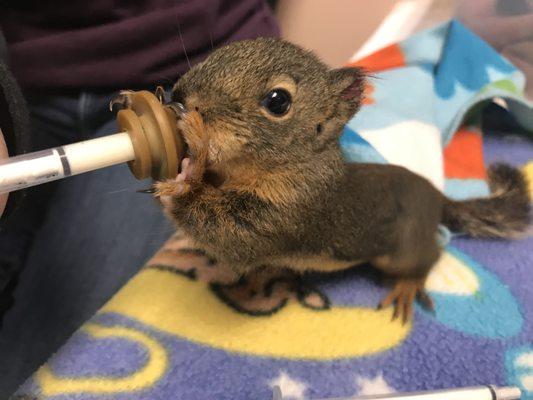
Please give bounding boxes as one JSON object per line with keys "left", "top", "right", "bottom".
{"left": 442, "top": 164, "right": 531, "bottom": 238}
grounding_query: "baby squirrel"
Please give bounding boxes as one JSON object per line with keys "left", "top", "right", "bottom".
{"left": 151, "top": 38, "right": 530, "bottom": 322}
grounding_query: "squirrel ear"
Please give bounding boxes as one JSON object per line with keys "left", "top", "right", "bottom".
{"left": 329, "top": 67, "right": 366, "bottom": 119}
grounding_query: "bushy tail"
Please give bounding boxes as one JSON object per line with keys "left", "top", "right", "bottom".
{"left": 442, "top": 164, "right": 531, "bottom": 238}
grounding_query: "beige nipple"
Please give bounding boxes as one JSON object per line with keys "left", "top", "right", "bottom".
{"left": 116, "top": 90, "right": 187, "bottom": 180}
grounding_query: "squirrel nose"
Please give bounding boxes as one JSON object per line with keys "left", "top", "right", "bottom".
{"left": 185, "top": 96, "right": 204, "bottom": 113}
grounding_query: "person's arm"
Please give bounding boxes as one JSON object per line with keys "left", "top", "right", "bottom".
{"left": 456, "top": 0, "right": 533, "bottom": 49}
{"left": 0, "top": 132, "right": 7, "bottom": 217}
{"left": 0, "top": 30, "right": 9, "bottom": 218}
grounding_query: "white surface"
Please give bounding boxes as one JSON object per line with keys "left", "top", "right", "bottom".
{"left": 516, "top": 352, "right": 533, "bottom": 368}
{"left": 358, "top": 120, "right": 445, "bottom": 191}
{"left": 426, "top": 251, "right": 479, "bottom": 295}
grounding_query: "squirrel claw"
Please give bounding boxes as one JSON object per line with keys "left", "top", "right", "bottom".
{"left": 109, "top": 90, "right": 135, "bottom": 111}
{"left": 153, "top": 179, "right": 191, "bottom": 209}
{"left": 154, "top": 86, "right": 166, "bottom": 103}
{"left": 378, "top": 278, "right": 430, "bottom": 325}
{"left": 418, "top": 290, "right": 435, "bottom": 313}
{"left": 154, "top": 179, "right": 191, "bottom": 198}
{"left": 137, "top": 187, "right": 157, "bottom": 194}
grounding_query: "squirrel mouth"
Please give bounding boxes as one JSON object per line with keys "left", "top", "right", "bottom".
{"left": 176, "top": 156, "right": 225, "bottom": 187}
{"left": 174, "top": 155, "right": 224, "bottom": 188}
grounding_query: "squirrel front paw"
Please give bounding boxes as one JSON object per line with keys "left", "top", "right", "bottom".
{"left": 154, "top": 158, "right": 193, "bottom": 207}
{"left": 154, "top": 110, "right": 209, "bottom": 209}
{"left": 154, "top": 180, "right": 191, "bottom": 208}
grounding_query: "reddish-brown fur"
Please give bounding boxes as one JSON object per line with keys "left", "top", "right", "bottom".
{"left": 122, "top": 38, "right": 529, "bottom": 322}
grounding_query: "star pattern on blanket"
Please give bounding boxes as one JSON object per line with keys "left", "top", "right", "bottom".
{"left": 355, "top": 373, "right": 395, "bottom": 396}
{"left": 270, "top": 371, "right": 307, "bottom": 400}
{"left": 506, "top": 346, "right": 533, "bottom": 398}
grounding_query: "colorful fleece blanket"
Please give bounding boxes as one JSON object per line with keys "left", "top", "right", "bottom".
{"left": 13, "top": 20, "right": 533, "bottom": 400}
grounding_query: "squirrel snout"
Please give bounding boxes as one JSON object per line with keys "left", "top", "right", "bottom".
{"left": 183, "top": 94, "right": 233, "bottom": 118}
{"left": 183, "top": 95, "right": 206, "bottom": 114}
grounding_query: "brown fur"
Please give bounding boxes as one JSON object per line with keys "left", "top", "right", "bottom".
{"left": 443, "top": 164, "right": 531, "bottom": 238}
{"left": 273, "top": 254, "right": 362, "bottom": 273}
{"left": 152, "top": 38, "right": 530, "bottom": 322}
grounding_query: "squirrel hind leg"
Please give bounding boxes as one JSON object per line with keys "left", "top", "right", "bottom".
{"left": 373, "top": 244, "right": 439, "bottom": 324}
{"left": 377, "top": 277, "right": 433, "bottom": 324}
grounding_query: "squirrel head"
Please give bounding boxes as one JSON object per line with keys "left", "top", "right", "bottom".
{"left": 172, "top": 37, "right": 365, "bottom": 173}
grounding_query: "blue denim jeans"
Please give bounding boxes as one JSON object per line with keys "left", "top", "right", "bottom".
{"left": 0, "top": 90, "right": 173, "bottom": 397}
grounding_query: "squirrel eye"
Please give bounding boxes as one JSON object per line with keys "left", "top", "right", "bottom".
{"left": 261, "top": 89, "right": 291, "bottom": 116}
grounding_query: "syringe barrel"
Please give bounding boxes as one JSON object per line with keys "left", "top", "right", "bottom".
{"left": 309, "top": 386, "right": 521, "bottom": 400}
{"left": 0, "top": 132, "right": 135, "bottom": 194}
{"left": 62, "top": 132, "right": 135, "bottom": 174}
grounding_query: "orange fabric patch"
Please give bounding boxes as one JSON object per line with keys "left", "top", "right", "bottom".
{"left": 348, "top": 44, "right": 405, "bottom": 72}
{"left": 444, "top": 128, "right": 487, "bottom": 179}
{"left": 362, "top": 82, "right": 375, "bottom": 105}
